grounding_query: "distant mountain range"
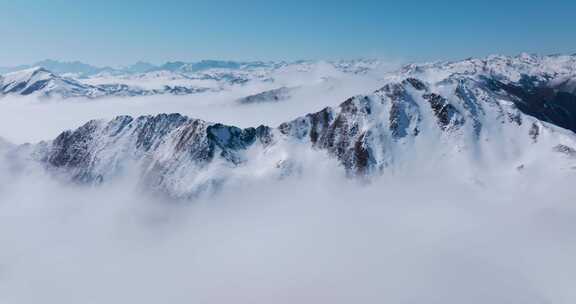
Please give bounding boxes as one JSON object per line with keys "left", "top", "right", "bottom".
{"left": 0, "top": 59, "right": 388, "bottom": 99}
{"left": 0, "top": 58, "right": 384, "bottom": 77}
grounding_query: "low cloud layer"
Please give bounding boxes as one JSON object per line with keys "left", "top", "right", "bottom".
{"left": 0, "top": 160, "right": 575, "bottom": 304}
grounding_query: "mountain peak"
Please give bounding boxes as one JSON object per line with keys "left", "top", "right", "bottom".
{"left": 2, "top": 66, "right": 55, "bottom": 84}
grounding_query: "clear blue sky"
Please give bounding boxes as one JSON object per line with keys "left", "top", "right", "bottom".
{"left": 1, "top": 0, "right": 575, "bottom": 66}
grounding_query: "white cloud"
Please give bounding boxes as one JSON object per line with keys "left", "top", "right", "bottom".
{"left": 0, "top": 156, "right": 575, "bottom": 303}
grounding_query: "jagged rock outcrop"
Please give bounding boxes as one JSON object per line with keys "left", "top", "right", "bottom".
{"left": 237, "top": 87, "right": 294, "bottom": 104}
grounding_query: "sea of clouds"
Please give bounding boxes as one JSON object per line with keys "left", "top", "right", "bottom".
{"left": 0, "top": 72, "right": 575, "bottom": 303}
{"left": 0, "top": 152, "right": 575, "bottom": 303}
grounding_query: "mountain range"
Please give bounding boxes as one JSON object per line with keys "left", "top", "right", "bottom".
{"left": 1, "top": 53, "right": 575, "bottom": 199}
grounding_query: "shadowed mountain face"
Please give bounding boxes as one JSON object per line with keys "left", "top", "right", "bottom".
{"left": 487, "top": 77, "right": 576, "bottom": 133}
{"left": 4, "top": 54, "right": 576, "bottom": 198}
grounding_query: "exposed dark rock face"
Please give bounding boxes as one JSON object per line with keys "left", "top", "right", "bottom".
{"left": 46, "top": 120, "right": 101, "bottom": 182}
{"left": 278, "top": 96, "right": 380, "bottom": 174}
{"left": 353, "top": 132, "right": 372, "bottom": 174}
{"left": 48, "top": 121, "right": 99, "bottom": 167}
{"left": 403, "top": 78, "right": 427, "bottom": 91}
{"left": 454, "top": 80, "right": 485, "bottom": 137}
{"left": 97, "top": 84, "right": 150, "bottom": 97}
{"left": 20, "top": 79, "right": 50, "bottom": 95}
{"left": 314, "top": 97, "right": 375, "bottom": 173}
{"left": 307, "top": 107, "right": 335, "bottom": 144}
{"left": 206, "top": 123, "right": 272, "bottom": 164}
{"left": 422, "top": 93, "right": 465, "bottom": 130}
{"left": 255, "top": 125, "right": 274, "bottom": 146}
{"left": 377, "top": 82, "right": 421, "bottom": 138}
{"left": 554, "top": 144, "right": 576, "bottom": 157}
{"left": 529, "top": 123, "right": 540, "bottom": 143}
{"left": 389, "top": 102, "right": 408, "bottom": 138}
{"left": 207, "top": 124, "right": 257, "bottom": 150}
{"left": 135, "top": 114, "right": 189, "bottom": 151}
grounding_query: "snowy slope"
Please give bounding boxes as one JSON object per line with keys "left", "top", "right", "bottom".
{"left": 0, "top": 67, "right": 108, "bottom": 98}
{"left": 0, "top": 67, "right": 215, "bottom": 98}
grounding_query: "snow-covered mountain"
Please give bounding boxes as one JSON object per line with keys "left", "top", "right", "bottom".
{"left": 5, "top": 53, "right": 575, "bottom": 198}
{"left": 0, "top": 67, "right": 216, "bottom": 99}
{"left": 389, "top": 53, "right": 576, "bottom": 133}
{"left": 0, "top": 67, "right": 109, "bottom": 98}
